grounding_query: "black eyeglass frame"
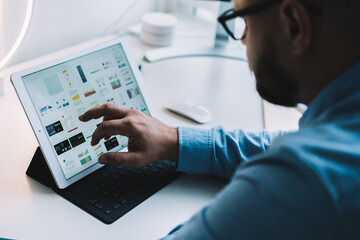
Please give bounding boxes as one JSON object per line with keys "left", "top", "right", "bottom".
{"left": 218, "top": 0, "right": 323, "bottom": 40}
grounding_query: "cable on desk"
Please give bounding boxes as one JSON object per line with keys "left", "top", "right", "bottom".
{"left": 101, "top": 0, "right": 143, "bottom": 37}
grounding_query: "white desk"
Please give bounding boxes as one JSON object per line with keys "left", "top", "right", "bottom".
{"left": 0, "top": 14, "right": 299, "bottom": 239}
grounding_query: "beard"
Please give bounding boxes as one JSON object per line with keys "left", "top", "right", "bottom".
{"left": 250, "top": 41, "right": 299, "bottom": 107}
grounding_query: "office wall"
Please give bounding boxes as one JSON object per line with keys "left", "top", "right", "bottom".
{"left": 0, "top": 1, "right": 4, "bottom": 58}
{"left": 1, "top": 0, "right": 158, "bottom": 66}
{"left": 160, "top": 0, "right": 221, "bottom": 12}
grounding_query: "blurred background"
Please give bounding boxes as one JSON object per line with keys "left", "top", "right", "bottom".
{"left": 0, "top": 0, "right": 301, "bottom": 130}
{"left": 0, "top": 0, "right": 223, "bottom": 66}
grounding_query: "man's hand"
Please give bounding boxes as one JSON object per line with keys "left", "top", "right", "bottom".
{"left": 79, "top": 104, "right": 179, "bottom": 168}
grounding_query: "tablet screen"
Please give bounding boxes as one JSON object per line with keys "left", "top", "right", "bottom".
{"left": 22, "top": 43, "right": 150, "bottom": 179}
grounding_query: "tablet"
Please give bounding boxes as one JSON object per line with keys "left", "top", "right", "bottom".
{"left": 11, "top": 38, "right": 155, "bottom": 189}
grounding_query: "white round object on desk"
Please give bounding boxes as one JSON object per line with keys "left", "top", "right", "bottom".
{"left": 141, "top": 12, "right": 177, "bottom": 35}
{"left": 140, "top": 12, "right": 177, "bottom": 47}
{"left": 140, "top": 31, "right": 174, "bottom": 47}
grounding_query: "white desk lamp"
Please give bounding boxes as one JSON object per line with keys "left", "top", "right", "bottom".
{"left": 144, "top": 0, "right": 246, "bottom": 63}
{"left": 0, "top": 0, "right": 34, "bottom": 96}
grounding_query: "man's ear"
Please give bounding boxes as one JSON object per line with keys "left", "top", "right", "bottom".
{"left": 280, "top": 0, "right": 312, "bottom": 55}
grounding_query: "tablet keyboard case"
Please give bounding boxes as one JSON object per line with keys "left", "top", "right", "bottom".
{"left": 26, "top": 147, "right": 181, "bottom": 224}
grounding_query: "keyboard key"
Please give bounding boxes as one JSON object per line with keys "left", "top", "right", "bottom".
{"left": 88, "top": 197, "right": 98, "bottom": 204}
{"left": 158, "top": 164, "right": 166, "bottom": 169}
{"left": 95, "top": 203, "right": 103, "bottom": 209}
{"left": 112, "top": 193, "right": 120, "bottom": 199}
{"left": 119, "top": 198, "right": 128, "bottom": 205}
{"left": 111, "top": 202, "right": 121, "bottom": 209}
{"left": 103, "top": 208, "right": 112, "bottom": 214}
{"left": 102, "top": 191, "right": 109, "bottom": 196}
{"left": 151, "top": 168, "right": 159, "bottom": 173}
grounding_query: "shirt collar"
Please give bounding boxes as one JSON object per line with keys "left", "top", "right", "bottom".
{"left": 299, "top": 61, "right": 360, "bottom": 128}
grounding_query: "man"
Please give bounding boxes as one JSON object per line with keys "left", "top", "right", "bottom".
{"left": 79, "top": 0, "right": 360, "bottom": 238}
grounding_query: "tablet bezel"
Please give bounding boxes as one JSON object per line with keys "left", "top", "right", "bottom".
{"left": 11, "top": 38, "right": 156, "bottom": 189}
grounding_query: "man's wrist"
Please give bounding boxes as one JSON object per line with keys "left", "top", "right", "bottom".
{"left": 167, "top": 127, "right": 179, "bottom": 162}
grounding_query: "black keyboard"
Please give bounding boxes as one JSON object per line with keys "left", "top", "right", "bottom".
{"left": 55, "top": 160, "right": 181, "bottom": 224}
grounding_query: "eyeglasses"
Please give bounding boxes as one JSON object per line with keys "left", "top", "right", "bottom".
{"left": 218, "top": 0, "right": 322, "bottom": 41}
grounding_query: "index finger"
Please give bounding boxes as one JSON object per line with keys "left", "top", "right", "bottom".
{"left": 78, "top": 103, "right": 129, "bottom": 122}
{"left": 90, "top": 118, "right": 133, "bottom": 146}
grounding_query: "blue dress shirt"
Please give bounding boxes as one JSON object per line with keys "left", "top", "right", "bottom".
{"left": 162, "top": 62, "right": 360, "bottom": 239}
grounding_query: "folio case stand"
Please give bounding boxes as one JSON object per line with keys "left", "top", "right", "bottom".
{"left": 26, "top": 147, "right": 58, "bottom": 189}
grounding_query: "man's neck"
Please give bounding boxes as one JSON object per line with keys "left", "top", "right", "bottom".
{"left": 299, "top": 54, "right": 360, "bottom": 105}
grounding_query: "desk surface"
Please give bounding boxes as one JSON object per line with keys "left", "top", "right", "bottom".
{"left": 0, "top": 15, "right": 299, "bottom": 239}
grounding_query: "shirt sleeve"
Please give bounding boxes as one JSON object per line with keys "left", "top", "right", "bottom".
{"left": 162, "top": 150, "right": 342, "bottom": 240}
{"left": 177, "top": 126, "right": 287, "bottom": 178}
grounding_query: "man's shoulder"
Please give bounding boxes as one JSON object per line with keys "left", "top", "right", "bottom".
{"left": 263, "top": 120, "right": 360, "bottom": 196}
{"left": 269, "top": 118, "right": 360, "bottom": 160}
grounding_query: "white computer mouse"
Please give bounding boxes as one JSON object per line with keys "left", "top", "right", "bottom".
{"left": 167, "top": 101, "right": 212, "bottom": 124}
